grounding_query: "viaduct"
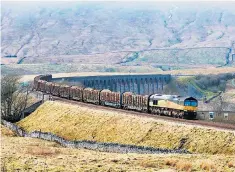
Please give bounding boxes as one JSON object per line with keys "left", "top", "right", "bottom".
{"left": 52, "top": 74, "right": 171, "bottom": 95}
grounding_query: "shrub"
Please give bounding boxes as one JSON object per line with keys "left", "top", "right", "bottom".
{"left": 200, "top": 160, "right": 216, "bottom": 171}
{"left": 228, "top": 160, "right": 235, "bottom": 168}
{"left": 194, "top": 73, "right": 235, "bottom": 92}
{"left": 111, "top": 159, "right": 119, "bottom": 163}
{"left": 141, "top": 160, "right": 159, "bottom": 168}
{"left": 165, "top": 158, "right": 178, "bottom": 167}
{"left": 1, "top": 126, "right": 16, "bottom": 137}
{"left": 26, "top": 147, "right": 60, "bottom": 156}
{"left": 176, "top": 160, "right": 192, "bottom": 172}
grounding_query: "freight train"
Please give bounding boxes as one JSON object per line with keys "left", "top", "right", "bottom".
{"left": 34, "top": 75, "right": 198, "bottom": 119}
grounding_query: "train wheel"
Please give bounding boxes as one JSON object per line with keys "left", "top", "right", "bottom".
{"left": 156, "top": 110, "right": 160, "bottom": 115}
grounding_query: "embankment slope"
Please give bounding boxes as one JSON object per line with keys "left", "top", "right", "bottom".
{"left": 18, "top": 101, "right": 235, "bottom": 154}
{"left": 2, "top": 125, "right": 235, "bottom": 171}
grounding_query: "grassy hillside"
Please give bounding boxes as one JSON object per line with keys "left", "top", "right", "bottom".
{"left": 224, "top": 79, "right": 235, "bottom": 104}
{"left": 176, "top": 73, "right": 235, "bottom": 98}
{"left": 1, "top": 63, "right": 162, "bottom": 75}
{"left": 176, "top": 76, "right": 216, "bottom": 98}
{"left": 18, "top": 101, "right": 235, "bottom": 155}
{"left": 2, "top": 125, "right": 235, "bottom": 171}
{"left": 3, "top": 63, "right": 235, "bottom": 76}
{"left": 126, "top": 48, "right": 230, "bottom": 66}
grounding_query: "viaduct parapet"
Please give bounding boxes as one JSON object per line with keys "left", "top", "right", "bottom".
{"left": 52, "top": 74, "right": 171, "bottom": 95}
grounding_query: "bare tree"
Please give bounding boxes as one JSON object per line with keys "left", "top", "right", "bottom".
{"left": 1, "top": 75, "right": 31, "bottom": 122}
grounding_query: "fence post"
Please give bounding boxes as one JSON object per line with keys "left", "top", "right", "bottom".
{"left": 39, "top": 129, "right": 41, "bottom": 138}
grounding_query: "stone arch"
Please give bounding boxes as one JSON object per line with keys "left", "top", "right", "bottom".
{"left": 95, "top": 80, "right": 99, "bottom": 89}
{"left": 107, "top": 80, "right": 111, "bottom": 90}
{"left": 104, "top": 80, "right": 107, "bottom": 89}
{"left": 150, "top": 78, "right": 154, "bottom": 94}
{"left": 91, "top": 80, "right": 95, "bottom": 88}
{"left": 112, "top": 79, "right": 117, "bottom": 92}
{"left": 99, "top": 80, "right": 103, "bottom": 89}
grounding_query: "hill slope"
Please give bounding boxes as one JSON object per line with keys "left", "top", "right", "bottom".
{"left": 18, "top": 101, "right": 235, "bottom": 155}
{"left": 2, "top": 125, "right": 235, "bottom": 171}
{"left": 1, "top": 2, "right": 235, "bottom": 66}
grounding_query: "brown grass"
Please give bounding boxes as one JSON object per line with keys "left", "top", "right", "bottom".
{"left": 228, "top": 160, "right": 235, "bottom": 168}
{"left": 17, "top": 101, "right": 235, "bottom": 155}
{"left": 176, "top": 160, "right": 192, "bottom": 172}
{"left": 2, "top": 131, "right": 235, "bottom": 171}
{"left": 140, "top": 160, "right": 159, "bottom": 168}
{"left": 200, "top": 160, "right": 216, "bottom": 171}
{"left": 164, "top": 159, "right": 192, "bottom": 171}
{"left": 165, "top": 158, "right": 178, "bottom": 167}
{"left": 26, "top": 147, "right": 60, "bottom": 156}
{"left": 1, "top": 125, "right": 16, "bottom": 137}
{"left": 110, "top": 159, "right": 119, "bottom": 163}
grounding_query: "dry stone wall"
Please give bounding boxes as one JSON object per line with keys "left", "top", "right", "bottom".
{"left": 1, "top": 119, "right": 189, "bottom": 154}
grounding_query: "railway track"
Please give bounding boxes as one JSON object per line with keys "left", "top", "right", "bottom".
{"left": 51, "top": 96, "right": 235, "bottom": 131}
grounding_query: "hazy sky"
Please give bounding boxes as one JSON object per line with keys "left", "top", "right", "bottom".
{"left": 2, "top": 1, "right": 235, "bottom": 11}
{"left": 2, "top": 0, "right": 235, "bottom": 1}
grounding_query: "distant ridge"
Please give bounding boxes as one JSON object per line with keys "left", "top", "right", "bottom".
{"left": 1, "top": 2, "right": 235, "bottom": 65}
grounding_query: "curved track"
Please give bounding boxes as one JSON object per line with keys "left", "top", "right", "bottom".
{"left": 51, "top": 96, "right": 235, "bottom": 131}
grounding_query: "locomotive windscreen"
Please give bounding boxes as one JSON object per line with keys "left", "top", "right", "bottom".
{"left": 184, "top": 97, "right": 198, "bottom": 107}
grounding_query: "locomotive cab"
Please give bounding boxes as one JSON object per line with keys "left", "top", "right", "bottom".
{"left": 183, "top": 97, "right": 198, "bottom": 119}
